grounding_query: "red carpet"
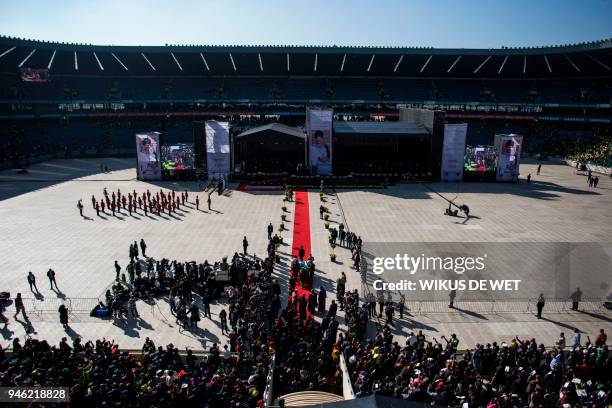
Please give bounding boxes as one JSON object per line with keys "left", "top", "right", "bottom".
{"left": 290, "top": 189, "right": 313, "bottom": 317}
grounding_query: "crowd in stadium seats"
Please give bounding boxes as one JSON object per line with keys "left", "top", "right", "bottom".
{"left": 567, "top": 139, "right": 612, "bottom": 168}
{"left": 1, "top": 336, "right": 268, "bottom": 407}
{"left": 523, "top": 123, "right": 595, "bottom": 157}
{"left": 272, "top": 315, "right": 342, "bottom": 395}
{"left": 2, "top": 73, "right": 610, "bottom": 103}
{"left": 343, "top": 325, "right": 610, "bottom": 406}
{"left": 9, "top": 323, "right": 606, "bottom": 407}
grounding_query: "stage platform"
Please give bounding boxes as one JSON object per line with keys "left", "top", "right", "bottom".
{"left": 0, "top": 158, "right": 610, "bottom": 350}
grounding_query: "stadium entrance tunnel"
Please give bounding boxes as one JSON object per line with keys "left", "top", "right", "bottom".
{"left": 234, "top": 123, "right": 306, "bottom": 173}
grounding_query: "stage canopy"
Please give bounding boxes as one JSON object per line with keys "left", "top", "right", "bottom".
{"left": 333, "top": 121, "right": 431, "bottom": 136}
{"left": 236, "top": 123, "right": 306, "bottom": 140}
{"left": 234, "top": 123, "right": 306, "bottom": 173}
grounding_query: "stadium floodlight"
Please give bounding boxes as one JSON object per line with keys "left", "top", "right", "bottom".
{"left": 228, "top": 53, "right": 237, "bottom": 71}
{"left": 47, "top": 50, "right": 56, "bottom": 69}
{"left": 564, "top": 55, "right": 580, "bottom": 72}
{"left": 497, "top": 55, "right": 508, "bottom": 74}
{"left": 93, "top": 52, "right": 104, "bottom": 71}
{"left": 171, "top": 52, "right": 183, "bottom": 71}
{"left": 111, "top": 53, "right": 129, "bottom": 71}
{"left": 588, "top": 54, "right": 610, "bottom": 71}
{"left": 141, "top": 53, "right": 156, "bottom": 71}
{"left": 393, "top": 55, "right": 404, "bottom": 72}
{"left": 473, "top": 56, "right": 491, "bottom": 74}
{"left": 199, "top": 53, "right": 210, "bottom": 71}
{"left": 74, "top": 51, "right": 78, "bottom": 71}
{"left": 366, "top": 54, "right": 375, "bottom": 72}
{"left": 0, "top": 46, "right": 16, "bottom": 59}
{"left": 420, "top": 55, "right": 432, "bottom": 73}
{"left": 18, "top": 49, "right": 36, "bottom": 68}
{"left": 446, "top": 55, "right": 461, "bottom": 73}
{"left": 543, "top": 55, "right": 552, "bottom": 73}
{"left": 340, "top": 54, "right": 346, "bottom": 72}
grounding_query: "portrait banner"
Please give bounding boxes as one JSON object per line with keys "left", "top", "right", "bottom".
{"left": 307, "top": 109, "right": 333, "bottom": 175}
{"left": 495, "top": 134, "right": 523, "bottom": 181}
{"left": 441, "top": 123, "right": 467, "bottom": 181}
{"left": 205, "top": 121, "right": 230, "bottom": 179}
{"left": 135, "top": 132, "right": 161, "bottom": 180}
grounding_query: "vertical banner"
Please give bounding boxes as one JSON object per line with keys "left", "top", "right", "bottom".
{"left": 205, "top": 121, "right": 230, "bottom": 179}
{"left": 307, "top": 108, "right": 333, "bottom": 175}
{"left": 135, "top": 132, "right": 161, "bottom": 180}
{"left": 495, "top": 134, "right": 523, "bottom": 181}
{"left": 440, "top": 123, "right": 467, "bottom": 181}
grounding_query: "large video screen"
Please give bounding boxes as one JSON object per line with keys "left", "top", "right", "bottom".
{"left": 161, "top": 144, "right": 194, "bottom": 171}
{"left": 464, "top": 145, "right": 497, "bottom": 173}
{"left": 20, "top": 67, "right": 50, "bottom": 82}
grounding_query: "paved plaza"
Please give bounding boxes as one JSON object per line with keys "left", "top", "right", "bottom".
{"left": 0, "top": 158, "right": 610, "bottom": 350}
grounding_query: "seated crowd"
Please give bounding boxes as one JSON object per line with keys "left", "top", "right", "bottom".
{"left": 343, "top": 325, "right": 610, "bottom": 407}
{"left": 568, "top": 139, "right": 612, "bottom": 168}
{"left": 1, "top": 336, "right": 268, "bottom": 407}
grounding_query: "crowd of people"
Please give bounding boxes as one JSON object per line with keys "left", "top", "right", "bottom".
{"left": 343, "top": 325, "right": 610, "bottom": 406}
{"left": 587, "top": 170, "right": 601, "bottom": 188}
{"left": 568, "top": 139, "right": 612, "bottom": 168}
{"left": 3, "top": 254, "right": 609, "bottom": 407}
{"left": 327, "top": 223, "right": 362, "bottom": 251}
{"left": 0, "top": 241, "right": 288, "bottom": 406}
{"left": 85, "top": 187, "right": 200, "bottom": 219}
{"left": 97, "top": 241, "right": 265, "bottom": 327}
{"left": 0, "top": 335, "right": 269, "bottom": 407}
{"left": 275, "top": 273, "right": 343, "bottom": 396}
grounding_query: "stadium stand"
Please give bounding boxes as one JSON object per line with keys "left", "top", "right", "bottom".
{"left": 0, "top": 35, "right": 610, "bottom": 169}
{"left": 1, "top": 36, "right": 611, "bottom": 103}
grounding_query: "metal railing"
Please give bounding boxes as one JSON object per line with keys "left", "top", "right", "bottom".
{"left": 398, "top": 298, "right": 606, "bottom": 314}
{"left": 20, "top": 297, "right": 100, "bottom": 319}
{"left": 15, "top": 296, "right": 609, "bottom": 319}
{"left": 263, "top": 354, "right": 276, "bottom": 408}
{"left": 339, "top": 352, "right": 356, "bottom": 400}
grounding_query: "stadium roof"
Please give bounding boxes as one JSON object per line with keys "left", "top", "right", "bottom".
{"left": 333, "top": 121, "right": 430, "bottom": 135}
{"left": 1, "top": 36, "right": 611, "bottom": 78}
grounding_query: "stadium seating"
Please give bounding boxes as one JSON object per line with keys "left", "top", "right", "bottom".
{"left": 2, "top": 72, "right": 610, "bottom": 103}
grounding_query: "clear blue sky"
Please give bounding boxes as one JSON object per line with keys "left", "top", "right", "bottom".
{"left": 1, "top": 0, "right": 611, "bottom": 48}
